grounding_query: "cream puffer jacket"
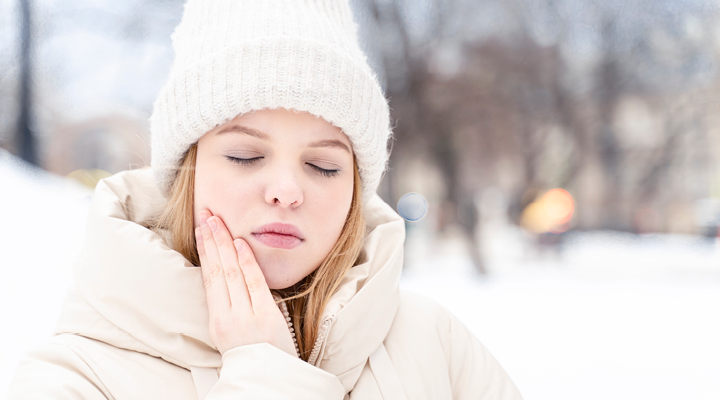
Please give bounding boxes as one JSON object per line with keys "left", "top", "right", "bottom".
{"left": 9, "top": 169, "right": 523, "bottom": 400}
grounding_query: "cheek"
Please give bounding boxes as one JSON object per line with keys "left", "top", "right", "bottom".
{"left": 193, "top": 163, "right": 254, "bottom": 234}
{"left": 310, "top": 178, "right": 355, "bottom": 246}
{"left": 193, "top": 164, "right": 222, "bottom": 222}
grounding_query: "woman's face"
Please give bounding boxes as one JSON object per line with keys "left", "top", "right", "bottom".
{"left": 193, "top": 108, "right": 355, "bottom": 289}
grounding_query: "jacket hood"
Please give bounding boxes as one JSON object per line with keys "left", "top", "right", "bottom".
{"left": 54, "top": 168, "right": 405, "bottom": 392}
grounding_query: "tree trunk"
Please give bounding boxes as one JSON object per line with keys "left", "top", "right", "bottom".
{"left": 18, "top": 0, "right": 37, "bottom": 166}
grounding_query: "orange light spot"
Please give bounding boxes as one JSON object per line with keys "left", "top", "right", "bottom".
{"left": 542, "top": 188, "right": 574, "bottom": 225}
{"left": 520, "top": 188, "right": 575, "bottom": 234}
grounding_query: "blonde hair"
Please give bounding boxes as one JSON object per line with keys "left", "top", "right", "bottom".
{"left": 155, "top": 143, "right": 366, "bottom": 360}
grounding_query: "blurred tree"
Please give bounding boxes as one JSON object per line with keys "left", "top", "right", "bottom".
{"left": 18, "top": 0, "right": 36, "bottom": 166}
{"left": 366, "top": 0, "right": 492, "bottom": 273}
{"left": 365, "top": 0, "right": 720, "bottom": 269}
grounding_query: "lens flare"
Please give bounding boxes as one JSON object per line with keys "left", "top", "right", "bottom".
{"left": 397, "top": 192, "right": 428, "bottom": 222}
{"left": 67, "top": 169, "right": 112, "bottom": 189}
{"left": 542, "top": 188, "right": 574, "bottom": 225}
{"left": 520, "top": 188, "right": 575, "bottom": 233}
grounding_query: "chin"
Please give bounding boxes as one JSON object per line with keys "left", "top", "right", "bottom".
{"left": 254, "top": 252, "right": 308, "bottom": 290}
{"left": 264, "top": 271, "right": 301, "bottom": 290}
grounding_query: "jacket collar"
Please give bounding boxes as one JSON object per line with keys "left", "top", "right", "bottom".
{"left": 55, "top": 168, "right": 405, "bottom": 391}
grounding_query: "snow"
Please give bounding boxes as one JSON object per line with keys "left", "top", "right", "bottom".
{"left": 0, "top": 149, "right": 92, "bottom": 397}
{"left": 2, "top": 149, "right": 720, "bottom": 399}
{"left": 401, "top": 270, "right": 720, "bottom": 399}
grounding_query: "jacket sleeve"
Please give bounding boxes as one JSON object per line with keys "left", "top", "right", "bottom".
{"left": 8, "top": 341, "right": 112, "bottom": 399}
{"left": 207, "top": 343, "right": 346, "bottom": 400}
{"left": 445, "top": 312, "right": 523, "bottom": 400}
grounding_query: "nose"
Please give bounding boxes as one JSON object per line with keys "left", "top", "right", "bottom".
{"left": 264, "top": 167, "right": 304, "bottom": 208}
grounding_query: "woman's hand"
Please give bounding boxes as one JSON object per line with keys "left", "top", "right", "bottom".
{"left": 195, "top": 210, "right": 298, "bottom": 358}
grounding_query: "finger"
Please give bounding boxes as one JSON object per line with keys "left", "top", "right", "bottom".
{"left": 195, "top": 227, "right": 209, "bottom": 271}
{"left": 198, "top": 210, "right": 231, "bottom": 315}
{"left": 207, "top": 216, "right": 250, "bottom": 310}
{"left": 234, "top": 239, "right": 276, "bottom": 315}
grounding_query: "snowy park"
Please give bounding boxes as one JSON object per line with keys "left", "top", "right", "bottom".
{"left": 3, "top": 149, "right": 719, "bottom": 399}
{"left": 4, "top": 0, "right": 720, "bottom": 397}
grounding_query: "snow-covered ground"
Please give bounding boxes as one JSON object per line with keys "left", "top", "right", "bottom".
{"left": 0, "top": 150, "right": 92, "bottom": 398}
{"left": 401, "top": 260, "right": 720, "bottom": 399}
{"left": 2, "top": 149, "right": 719, "bottom": 399}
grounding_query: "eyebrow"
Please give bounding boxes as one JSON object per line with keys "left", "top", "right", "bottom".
{"left": 216, "top": 125, "right": 270, "bottom": 140}
{"left": 307, "top": 139, "right": 351, "bottom": 154}
{"left": 217, "top": 125, "right": 351, "bottom": 153}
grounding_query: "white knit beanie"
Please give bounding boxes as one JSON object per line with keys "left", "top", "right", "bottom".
{"left": 150, "top": 0, "right": 391, "bottom": 203}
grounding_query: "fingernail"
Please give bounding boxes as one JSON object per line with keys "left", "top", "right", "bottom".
{"left": 234, "top": 240, "right": 243, "bottom": 252}
{"left": 208, "top": 217, "right": 218, "bottom": 232}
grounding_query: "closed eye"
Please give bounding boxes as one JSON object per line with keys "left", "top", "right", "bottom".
{"left": 226, "top": 156, "right": 338, "bottom": 177}
{"left": 226, "top": 156, "right": 263, "bottom": 165}
{"left": 307, "top": 163, "right": 339, "bottom": 178}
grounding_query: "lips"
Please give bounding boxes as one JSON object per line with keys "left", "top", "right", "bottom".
{"left": 251, "top": 223, "right": 304, "bottom": 250}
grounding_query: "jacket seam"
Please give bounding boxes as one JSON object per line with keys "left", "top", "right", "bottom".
{"left": 50, "top": 337, "right": 116, "bottom": 400}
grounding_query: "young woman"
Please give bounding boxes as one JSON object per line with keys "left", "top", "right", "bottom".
{"left": 9, "top": 1, "right": 522, "bottom": 399}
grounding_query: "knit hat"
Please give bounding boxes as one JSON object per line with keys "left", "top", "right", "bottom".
{"left": 150, "top": 0, "right": 391, "bottom": 202}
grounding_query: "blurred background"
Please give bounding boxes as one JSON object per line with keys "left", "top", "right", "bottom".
{"left": 2, "top": 0, "right": 720, "bottom": 398}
